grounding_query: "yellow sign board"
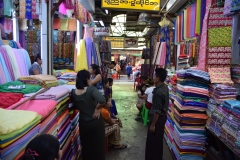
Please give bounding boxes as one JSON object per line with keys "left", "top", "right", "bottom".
{"left": 102, "top": 0, "right": 160, "bottom": 11}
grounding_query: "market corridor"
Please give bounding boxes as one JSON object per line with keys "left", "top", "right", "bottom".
{"left": 106, "top": 82, "right": 173, "bottom": 160}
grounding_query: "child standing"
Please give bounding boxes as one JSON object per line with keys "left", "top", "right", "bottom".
{"left": 144, "top": 79, "right": 155, "bottom": 110}
{"left": 135, "top": 83, "right": 147, "bottom": 121}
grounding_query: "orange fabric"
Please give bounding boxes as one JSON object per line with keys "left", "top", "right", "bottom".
{"left": 53, "top": 18, "right": 60, "bottom": 29}
{"left": 101, "top": 108, "right": 110, "bottom": 120}
{"left": 68, "top": 19, "right": 77, "bottom": 31}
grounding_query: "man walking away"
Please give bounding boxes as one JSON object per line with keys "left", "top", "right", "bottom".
{"left": 145, "top": 68, "right": 169, "bottom": 160}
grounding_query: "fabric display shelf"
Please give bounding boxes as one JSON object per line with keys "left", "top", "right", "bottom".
{"left": 0, "top": 78, "right": 81, "bottom": 159}
{"left": 231, "top": 66, "right": 240, "bottom": 84}
{"left": 164, "top": 69, "right": 210, "bottom": 160}
{"left": 0, "top": 44, "right": 31, "bottom": 84}
{"left": 53, "top": 30, "right": 76, "bottom": 65}
{"left": 206, "top": 100, "right": 240, "bottom": 158}
{"left": 56, "top": 71, "right": 77, "bottom": 84}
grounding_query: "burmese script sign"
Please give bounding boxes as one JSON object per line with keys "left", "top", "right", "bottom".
{"left": 102, "top": 0, "right": 160, "bottom": 11}
{"left": 124, "top": 38, "right": 138, "bottom": 48}
{"left": 94, "top": 27, "right": 111, "bottom": 37}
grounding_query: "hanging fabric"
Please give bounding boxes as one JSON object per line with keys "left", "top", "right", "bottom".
{"left": 198, "top": 0, "right": 213, "bottom": 71}
{"left": 75, "top": 40, "right": 88, "bottom": 71}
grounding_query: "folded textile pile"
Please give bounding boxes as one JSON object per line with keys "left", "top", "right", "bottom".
{"left": 19, "top": 74, "right": 58, "bottom": 88}
{"left": 178, "top": 54, "right": 189, "bottom": 70}
{"left": 0, "top": 81, "right": 42, "bottom": 94}
{"left": 0, "top": 92, "right": 23, "bottom": 109}
{"left": 207, "top": 100, "right": 240, "bottom": 157}
{"left": 169, "top": 69, "right": 210, "bottom": 159}
{"left": 164, "top": 99, "right": 175, "bottom": 150}
{"left": 0, "top": 109, "right": 41, "bottom": 159}
{"left": 206, "top": 98, "right": 218, "bottom": 117}
{"left": 209, "top": 84, "right": 237, "bottom": 104}
{"left": 165, "top": 75, "right": 177, "bottom": 100}
{"left": 57, "top": 72, "right": 77, "bottom": 82}
{"left": 231, "top": 67, "right": 240, "bottom": 84}
{"left": 24, "top": 86, "right": 69, "bottom": 100}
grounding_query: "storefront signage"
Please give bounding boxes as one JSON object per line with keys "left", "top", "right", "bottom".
{"left": 94, "top": 27, "right": 111, "bottom": 37}
{"left": 124, "top": 38, "right": 138, "bottom": 48}
{"left": 102, "top": 0, "right": 160, "bottom": 11}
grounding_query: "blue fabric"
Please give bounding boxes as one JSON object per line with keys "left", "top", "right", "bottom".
{"left": 26, "top": 0, "right": 32, "bottom": 19}
{"left": 160, "top": 26, "right": 171, "bottom": 67}
{"left": 92, "top": 42, "right": 98, "bottom": 65}
{"left": 0, "top": 53, "right": 11, "bottom": 82}
{"left": 110, "top": 99, "right": 118, "bottom": 117}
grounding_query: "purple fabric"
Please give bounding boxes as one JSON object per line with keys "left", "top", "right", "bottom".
{"left": 0, "top": 0, "right": 3, "bottom": 17}
{"left": 19, "top": 31, "right": 26, "bottom": 49}
{"left": 191, "top": 3, "right": 196, "bottom": 37}
{"left": 200, "top": 0, "right": 206, "bottom": 33}
{"left": 0, "top": 47, "right": 14, "bottom": 80}
{"left": 85, "top": 38, "right": 93, "bottom": 67}
{"left": 13, "top": 49, "right": 25, "bottom": 76}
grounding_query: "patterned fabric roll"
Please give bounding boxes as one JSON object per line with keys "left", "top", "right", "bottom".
{"left": 26, "top": 0, "right": 32, "bottom": 19}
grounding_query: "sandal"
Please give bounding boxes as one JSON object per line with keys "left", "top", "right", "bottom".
{"left": 113, "top": 144, "right": 127, "bottom": 149}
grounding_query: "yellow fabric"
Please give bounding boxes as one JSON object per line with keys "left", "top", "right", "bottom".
{"left": 56, "top": 97, "right": 69, "bottom": 110}
{"left": 60, "top": 19, "right": 69, "bottom": 30}
{"left": 195, "top": 0, "right": 201, "bottom": 35}
{"left": 67, "top": 82, "right": 75, "bottom": 85}
{"left": 75, "top": 40, "right": 88, "bottom": 72}
{"left": 208, "top": 27, "right": 232, "bottom": 47}
{"left": 0, "top": 109, "right": 38, "bottom": 135}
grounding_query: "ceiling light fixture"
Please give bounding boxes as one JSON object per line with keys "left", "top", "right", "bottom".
{"left": 99, "top": 20, "right": 104, "bottom": 26}
{"left": 105, "top": 9, "right": 108, "bottom": 14}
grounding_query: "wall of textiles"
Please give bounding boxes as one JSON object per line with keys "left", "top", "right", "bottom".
{"left": 53, "top": 30, "right": 76, "bottom": 65}
{"left": 0, "top": 44, "right": 31, "bottom": 84}
{"left": 141, "top": 48, "right": 150, "bottom": 77}
{"left": 99, "top": 40, "right": 112, "bottom": 62}
{"left": 174, "top": 0, "right": 206, "bottom": 44}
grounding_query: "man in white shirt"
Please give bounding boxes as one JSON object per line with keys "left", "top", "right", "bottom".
{"left": 144, "top": 80, "right": 155, "bottom": 110}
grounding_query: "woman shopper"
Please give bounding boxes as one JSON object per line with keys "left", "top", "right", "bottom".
{"left": 89, "top": 64, "right": 104, "bottom": 95}
{"left": 19, "top": 134, "right": 61, "bottom": 160}
{"left": 71, "top": 70, "right": 106, "bottom": 160}
{"left": 29, "top": 54, "right": 42, "bottom": 75}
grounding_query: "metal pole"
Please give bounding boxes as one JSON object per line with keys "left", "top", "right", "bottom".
{"left": 41, "top": 1, "right": 48, "bottom": 74}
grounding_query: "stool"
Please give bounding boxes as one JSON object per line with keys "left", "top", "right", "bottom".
{"left": 141, "top": 103, "right": 150, "bottom": 126}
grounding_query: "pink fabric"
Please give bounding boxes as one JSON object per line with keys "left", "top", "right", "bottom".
{"left": 160, "top": 42, "right": 167, "bottom": 66}
{"left": 31, "top": 0, "right": 38, "bottom": 19}
{"left": 197, "top": 0, "right": 213, "bottom": 71}
{"left": 8, "top": 98, "right": 57, "bottom": 120}
{"left": 24, "top": 86, "right": 70, "bottom": 100}
{"left": 59, "top": 3, "right": 67, "bottom": 15}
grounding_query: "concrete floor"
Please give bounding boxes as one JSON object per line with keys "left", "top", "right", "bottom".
{"left": 106, "top": 80, "right": 173, "bottom": 160}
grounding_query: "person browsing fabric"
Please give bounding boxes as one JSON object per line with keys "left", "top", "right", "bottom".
{"left": 29, "top": 54, "right": 42, "bottom": 75}
{"left": 71, "top": 70, "right": 106, "bottom": 160}
{"left": 89, "top": 64, "right": 104, "bottom": 95}
{"left": 19, "top": 134, "right": 61, "bottom": 160}
{"left": 144, "top": 79, "right": 155, "bottom": 110}
{"left": 101, "top": 95, "right": 127, "bottom": 149}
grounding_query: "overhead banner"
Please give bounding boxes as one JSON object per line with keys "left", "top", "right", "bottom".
{"left": 124, "top": 38, "right": 138, "bottom": 48}
{"left": 93, "top": 27, "right": 111, "bottom": 37}
{"left": 102, "top": 0, "right": 160, "bottom": 11}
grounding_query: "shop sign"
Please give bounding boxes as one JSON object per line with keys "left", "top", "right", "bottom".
{"left": 94, "top": 27, "right": 111, "bottom": 37}
{"left": 124, "top": 38, "right": 138, "bottom": 48}
{"left": 102, "top": 0, "right": 160, "bottom": 11}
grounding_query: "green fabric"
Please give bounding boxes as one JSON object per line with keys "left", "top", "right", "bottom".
{"left": 195, "top": 0, "right": 201, "bottom": 35}
{"left": 176, "top": 93, "right": 208, "bottom": 102}
{"left": 57, "top": 103, "right": 69, "bottom": 116}
{"left": 0, "top": 116, "right": 41, "bottom": 141}
{"left": 208, "top": 27, "right": 232, "bottom": 47}
{"left": 0, "top": 81, "right": 42, "bottom": 94}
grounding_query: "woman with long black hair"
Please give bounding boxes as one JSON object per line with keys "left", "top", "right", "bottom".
{"left": 89, "top": 64, "right": 104, "bottom": 95}
{"left": 71, "top": 70, "right": 106, "bottom": 160}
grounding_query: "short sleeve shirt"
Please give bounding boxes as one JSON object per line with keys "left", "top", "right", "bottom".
{"left": 29, "top": 62, "right": 42, "bottom": 75}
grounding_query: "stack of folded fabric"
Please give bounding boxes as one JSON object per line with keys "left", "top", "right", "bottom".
{"left": 0, "top": 81, "right": 42, "bottom": 94}
{"left": 169, "top": 75, "right": 177, "bottom": 100}
{"left": 171, "top": 69, "right": 210, "bottom": 159}
{"left": 207, "top": 107, "right": 228, "bottom": 136}
{"left": 231, "top": 66, "right": 240, "bottom": 84}
{"left": 206, "top": 98, "right": 218, "bottom": 118}
{"left": 19, "top": 74, "right": 58, "bottom": 88}
{"left": 0, "top": 109, "right": 41, "bottom": 159}
{"left": 178, "top": 54, "right": 189, "bottom": 69}
{"left": 209, "top": 84, "right": 237, "bottom": 104}
{"left": 0, "top": 92, "right": 23, "bottom": 109}
{"left": 57, "top": 72, "right": 77, "bottom": 82}
{"left": 164, "top": 99, "right": 175, "bottom": 150}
